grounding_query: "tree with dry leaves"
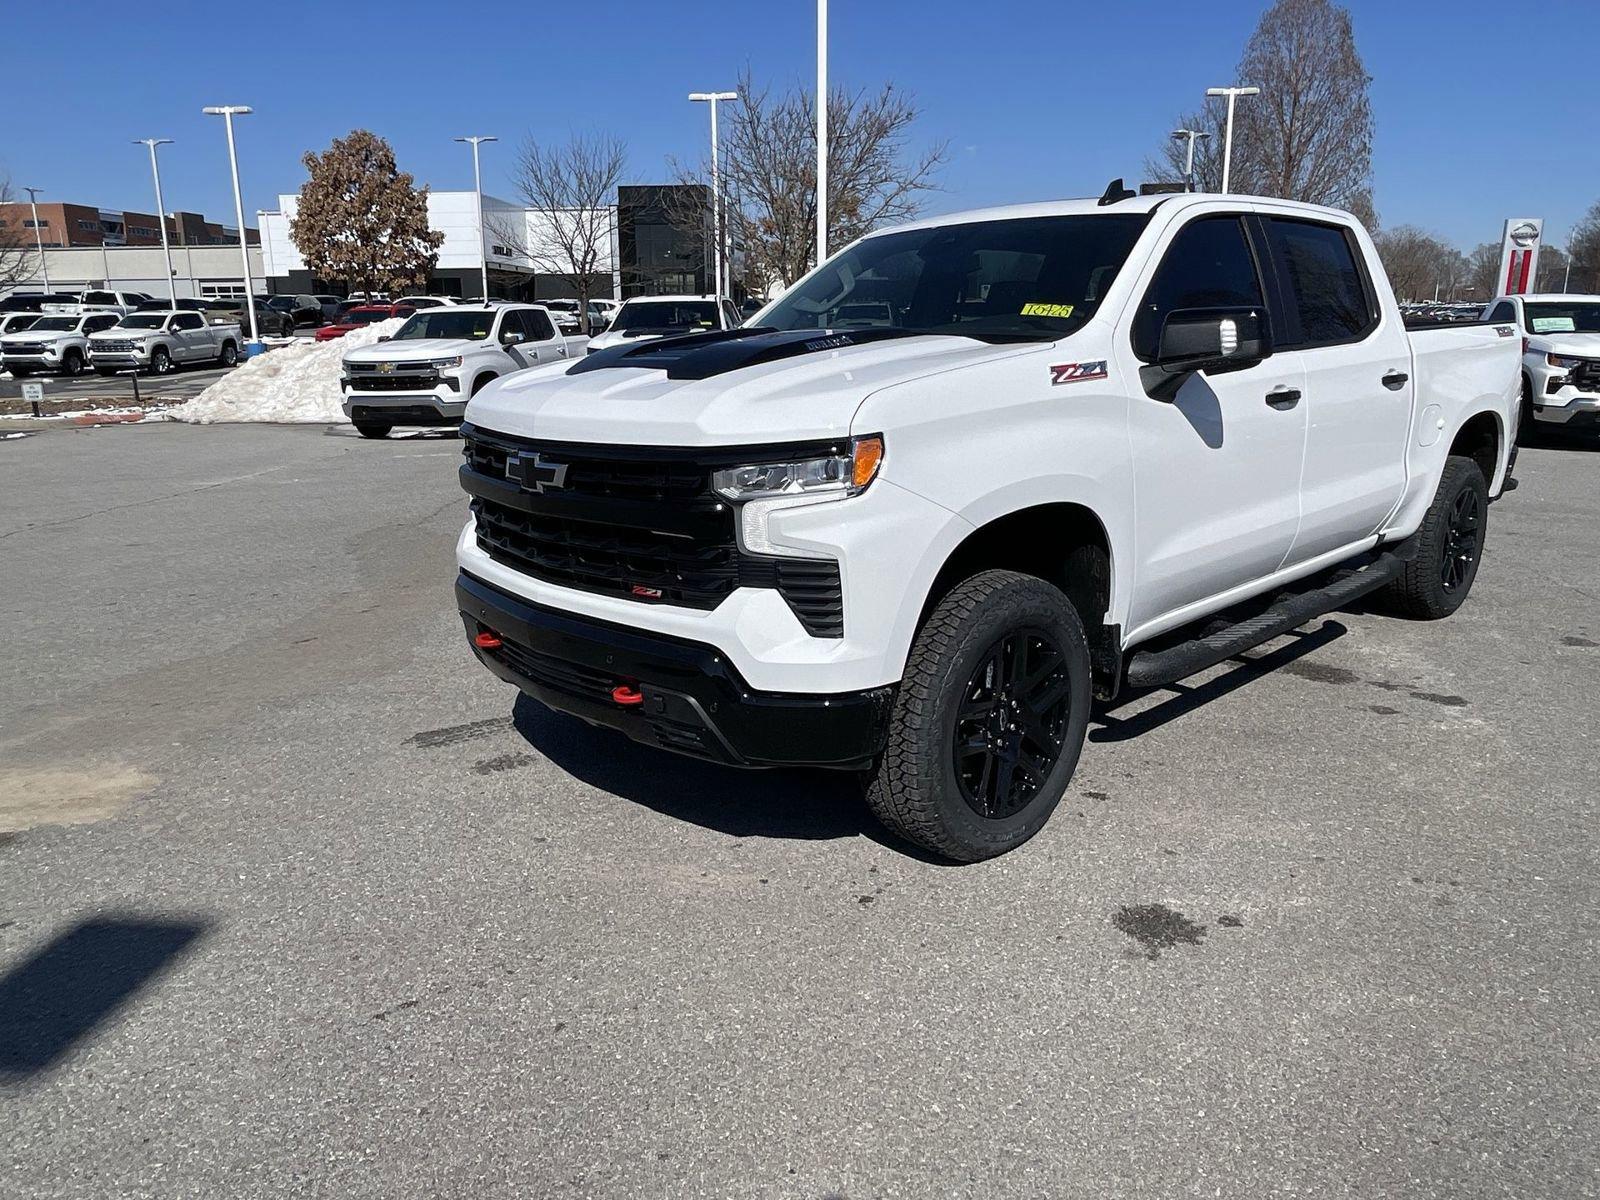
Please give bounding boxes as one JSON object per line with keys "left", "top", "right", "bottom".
{"left": 1151, "top": 0, "right": 1375, "bottom": 226}
{"left": 1568, "top": 199, "right": 1600, "bottom": 294}
{"left": 290, "top": 130, "right": 443, "bottom": 297}
{"left": 1, "top": 176, "right": 37, "bottom": 292}
{"left": 495, "top": 133, "right": 625, "bottom": 332}
{"left": 1372, "top": 226, "right": 1466, "bottom": 302}
{"left": 678, "top": 69, "right": 945, "bottom": 292}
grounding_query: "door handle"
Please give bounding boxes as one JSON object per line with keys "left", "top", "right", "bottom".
{"left": 1265, "top": 386, "right": 1301, "bottom": 409}
{"left": 1382, "top": 371, "right": 1409, "bottom": 390}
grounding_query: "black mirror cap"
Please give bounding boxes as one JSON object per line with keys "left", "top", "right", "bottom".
{"left": 376, "top": 334, "right": 391, "bottom": 342}
{"left": 1142, "top": 306, "right": 1272, "bottom": 399}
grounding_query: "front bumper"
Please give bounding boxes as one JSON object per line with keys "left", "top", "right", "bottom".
{"left": 458, "top": 571, "right": 895, "bottom": 769}
{"left": 342, "top": 394, "right": 468, "bottom": 424}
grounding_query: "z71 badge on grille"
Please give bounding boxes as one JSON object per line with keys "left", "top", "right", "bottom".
{"left": 506, "top": 452, "right": 570, "bottom": 492}
{"left": 1050, "top": 360, "right": 1109, "bottom": 385}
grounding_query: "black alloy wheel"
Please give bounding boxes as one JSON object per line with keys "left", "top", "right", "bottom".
{"left": 952, "top": 628, "right": 1074, "bottom": 819}
{"left": 1441, "top": 485, "right": 1482, "bottom": 593}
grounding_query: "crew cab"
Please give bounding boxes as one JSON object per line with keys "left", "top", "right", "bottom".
{"left": 74, "top": 289, "right": 152, "bottom": 316}
{"left": 1482, "top": 292, "right": 1600, "bottom": 432}
{"left": 340, "top": 304, "right": 588, "bottom": 438}
{"left": 454, "top": 192, "right": 1519, "bottom": 862}
{"left": 87, "top": 310, "right": 242, "bottom": 375}
{"left": 585, "top": 294, "right": 741, "bottom": 353}
{"left": 1, "top": 311, "right": 122, "bottom": 376}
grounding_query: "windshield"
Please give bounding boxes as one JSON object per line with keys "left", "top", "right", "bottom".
{"left": 612, "top": 300, "right": 719, "bottom": 334}
{"left": 393, "top": 310, "right": 494, "bottom": 340}
{"left": 31, "top": 317, "right": 80, "bottom": 332}
{"left": 761, "top": 213, "right": 1151, "bottom": 342}
{"left": 119, "top": 315, "right": 166, "bottom": 329}
{"left": 1524, "top": 302, "right": 1600, "bottom": 335}
{"left": 344, "top": 308, "right": 393, "bottom": 326}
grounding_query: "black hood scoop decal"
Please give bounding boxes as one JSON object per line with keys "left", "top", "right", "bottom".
{"left": 566, "top": 326, "right": 924, "bottom": 381}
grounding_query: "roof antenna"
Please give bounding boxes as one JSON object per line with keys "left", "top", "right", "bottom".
{"left": 1097, "top": 177, "right": 1137, "bottom": 206}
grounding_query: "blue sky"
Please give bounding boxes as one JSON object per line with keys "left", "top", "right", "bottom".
{"left": 4, "top": 0, "right": 1592, "bottom": 252}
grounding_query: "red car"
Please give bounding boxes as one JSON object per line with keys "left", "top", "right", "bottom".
{"left": 313, "top": 303, "right": 416, "bottom": 341}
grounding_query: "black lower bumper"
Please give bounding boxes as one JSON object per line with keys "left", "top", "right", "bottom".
{"left": 456, "top": 572, "right": 894, "bottom": 769}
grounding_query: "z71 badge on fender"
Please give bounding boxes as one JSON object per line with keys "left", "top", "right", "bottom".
{"left": 1050, "top": 360, "right": 1108, "bottom": 385}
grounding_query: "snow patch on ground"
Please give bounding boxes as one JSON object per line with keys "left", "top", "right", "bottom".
{"left": 176, "top": 320, "right": 405, "bottom": 424}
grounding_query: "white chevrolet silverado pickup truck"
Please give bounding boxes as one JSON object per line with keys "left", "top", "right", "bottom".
{"left": 453, "top": 191, "right": 1520, "bottom": 861}
{"left": 1, "top": 311, "right": 122, "bottom": 376}
{"left": 340, "top": 304, "right": 588, "bottom": 438}
{"left": 1480, "top": 292, "right": 1600, "bottom": 433}
{"left": 87, "top": 310, "right": 242, "bottom": 375}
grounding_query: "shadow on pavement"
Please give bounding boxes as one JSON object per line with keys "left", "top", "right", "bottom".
{"left": 511, "top": 694, "right": 945, "bottom": 859}
{"left": 0, "top": 915, "right": 208, "bottom": 1082}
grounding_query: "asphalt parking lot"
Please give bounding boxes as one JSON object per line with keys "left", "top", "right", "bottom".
{"left": 0, "top": 364, "right": 236, "bottom": 408}
{"left": 2, "top": 422, "right": 1597, "bottom": 1198}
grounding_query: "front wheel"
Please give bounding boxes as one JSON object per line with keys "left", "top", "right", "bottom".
{"left": 149, "top": 347, "right": 174, "bottom": 376}
{"left": 864, "top": 569, "right": 1092, "bottom": 862}
{"left": 354, "top": 422, "right": 392, "bottom": 439}
{"left": 1378, "top": 456, "right": 1489, "bottom": 619}
{"left": 61, "top": 350, "right": 84, "bottom": 377}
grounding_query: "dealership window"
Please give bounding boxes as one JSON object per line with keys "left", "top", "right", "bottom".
{"left": 24, "top": 220, "right": 45, "bottom": 229}
{"left": 77, "top": 219, "right": 99, "bottom": 231}
{"left": 200, "top": 282, "right": 248, "bottom": 300}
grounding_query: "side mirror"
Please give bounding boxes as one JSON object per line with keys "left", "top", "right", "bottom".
{"left": 376, "top": 335, "right": 391, "bottom": 343}
{"left": 502, "top": 331, "right": 524, "bottom": 345}
{"left": 1141, "top": 306, "right": 1271, "bottom": 400}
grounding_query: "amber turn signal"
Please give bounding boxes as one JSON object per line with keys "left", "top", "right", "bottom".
{"left": 852, "top": 436, "right": 884, "bottom": 489}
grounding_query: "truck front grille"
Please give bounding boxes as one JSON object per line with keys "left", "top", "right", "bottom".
{"left": 1569, "top": 360, "right": 1600, "bottom": 393}
{"left": 459, "top": 424, "right": 845, "bottom": 637}
{"left": 93, "top": 340, "right": 137, "bottom": 353}
{"left": 1, "top": 343, "right": 44, "bottom": 355}
{"left": 347, "top": 373, "right": 442, "bottom": 392}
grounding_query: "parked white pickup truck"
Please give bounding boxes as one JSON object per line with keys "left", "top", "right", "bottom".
{"left": 87, "top": 310, "right": 242, "bottom": 375}
{"left": 585, "top": 294, "right": 741, "bottom": 354}
{"left": 454, "top": 190, "right": 1519, "bottom": 861}
{"left": 1481, "top": 292, "right": 1600, "bottom": 432}
{"left": 339, "top": 304, "right": 587, "bottom": 438}
{"left": 1, "top": 311, "right": 122, "bottom": 376}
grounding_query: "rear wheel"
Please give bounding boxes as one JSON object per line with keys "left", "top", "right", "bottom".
{"left": 864, "top": 569, "right": 1092, "bottom": 862}
{"left": 218, "top": 341, "right": 238, "bottom": 367}
{"left": 1378, "top": 456, "right": 1488, "bottom": 619}
{"left": 355, "top": 422, "right": 392, "bottom": 439}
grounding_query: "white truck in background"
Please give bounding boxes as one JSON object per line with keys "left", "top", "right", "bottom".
{"left": 1481, "top": 292, "right": 1600, "bottom": 432}
{"left": 86, "top": 310, "right": 242, "bottom": 375}
{"left": 585, "top": 294, "right": 741, "bottom": 353}
{"left": 0, "top": 311, "right": 123, "bottom": 376}
{"left": 455, "top": 190, "right": 1520, "bottom": 862}
{"left": 339, "top": 304, "right": 588, "bottom": 438}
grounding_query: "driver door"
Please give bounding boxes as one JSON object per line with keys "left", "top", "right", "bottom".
{"left": 498, "top": 310, "right": 538, "bottom": 368}
{"left": 1116, "top": 211, "right": 1308, "bottom": 635}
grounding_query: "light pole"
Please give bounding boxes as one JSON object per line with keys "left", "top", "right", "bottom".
{"left": 1205, "top": 86, "right": 1259, "bottom": 194}
{"left": 689, "top": 91, "right": 738, "bottom": 307}
{"left": 22, "top": 187, "right": 50, "bottom": 290}
{"left": 134, "top": 138, "right": 177, "bottom": 306}
{"left": 1170, "top": 129, "right": 1211, "bottom": 192}
{"left": 202, "top": 106, "right": 261, "bottom": 351}
{"left": 454, "top": 136, "right": 497, "bottom": 302}
{"left": 816, "top": 0, "right": 828, "bottom": 270}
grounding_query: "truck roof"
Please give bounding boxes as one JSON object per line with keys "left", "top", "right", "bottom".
{"left": 879, "top": 191, "right": 1365, "bottom": 237}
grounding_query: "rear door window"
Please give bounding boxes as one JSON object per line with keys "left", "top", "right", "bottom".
{"left": 1262, "top": 218, "right": 1377, "bottom": 348}
{"left": 1131, "top": 215, "right": 1265, "bottom": 360}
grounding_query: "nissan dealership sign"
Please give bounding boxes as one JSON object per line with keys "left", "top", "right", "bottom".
{"left": 1497, "top": 217, "right": 1543, "bottom": 295}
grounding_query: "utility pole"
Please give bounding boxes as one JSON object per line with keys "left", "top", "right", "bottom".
{"left": 816, "top": 0, "right": 828, "bottom": 270}
{"left": 1205, "top": 86, "right": 1259, "bottom": 194}
{"left": 689, "top": 91, "right": 738, "bottom": 309}
{"left": 135, "top": 139, "right": 177, "bottom": 305}
{"left": 23, "top": 187, "right": 50, "bottom": 290}
{"left": 1170, "top": 129, "right": 1211, "bottom": 192}
{"left": 455, "top": 136, "right": 498, "bottom": 302}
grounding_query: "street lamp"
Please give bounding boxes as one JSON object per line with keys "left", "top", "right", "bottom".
{"left": 134, "top": 139, "right": 177, "bottom": 306}
{"left": 1205, "top": 86, "right": 1259, "bottom": 194}
{"left": 1170, "top": 129, "right": 1211, "bottom": 192}
{"left": 816, "top": 0, "right": 828, "bottom": 269}
{"left": 22, "top": 187, "right": 49, "bottom": 291}
{"left": 454, "top": 136, "right": 497, "bottom": 303}
{"left": 202, "top": 105, "right": 261, "bottom": 352}
{"left": 689, "top": 91, "right": 738, "bottom": 307}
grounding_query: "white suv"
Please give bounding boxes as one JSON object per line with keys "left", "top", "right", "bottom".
{"left": 1482, "top": 293, "right": 1600, "bottom": 432}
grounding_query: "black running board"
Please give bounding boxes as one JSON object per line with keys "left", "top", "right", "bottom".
{"left": 1124, "top": 550, "right": 1407, "bottom": 690}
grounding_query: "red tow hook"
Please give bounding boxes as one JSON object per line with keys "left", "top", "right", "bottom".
{"left": 473, "top": 630, "right": 503, "bottom": 650}
{"left": 611, "top": 682, "right": 645, "bottom": 707}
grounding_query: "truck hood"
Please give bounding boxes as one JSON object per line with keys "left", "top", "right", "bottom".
{"left": 2, "top": 329, "right": 74, "bottom": 345}
{"left": 88, "top": 329, "right": 151, "bottom": 340}
{"left": 342, "top": 337, "right": 485, "bottom": 363}
{"left": 1528, "top": 333, "right": 1600, "bottom": 357}
{"left": 586, "top": 329, "right": 668, "bottom": 352}
{"left": 465, "top": 329, "right": 1037, "bottom": 445}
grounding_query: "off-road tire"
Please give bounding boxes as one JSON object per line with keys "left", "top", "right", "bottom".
{"left": 864, "top": 569, "right": 1092, "bottom": 862}
{"left": 355, "top": 422, "right": 392, "bottom": 439}
{"left": 1378, "top": 455, "right": 1488, "bottom": 619}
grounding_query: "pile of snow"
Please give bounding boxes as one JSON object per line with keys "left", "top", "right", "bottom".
{"left": 176, "top": 318, "right": 406, "bottom": 424}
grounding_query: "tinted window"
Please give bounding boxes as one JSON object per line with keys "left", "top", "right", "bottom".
{"left": 527, "top": 310, "right": 556, "bottom": 340}
{"left": 393, "top": 310, "right": 495, "bottom": 340}
{"left": 174, "top": 313, "right": 204, "bottom": 330}
{"left": 1132, "top": 216, "right": 1264, "bottom": 359}
{"left": 88, "top": 315, "right": 119, "bottom": 332}
{"left": 612, "top": 300, "right": 721, "bottom": 334}
{"left": 765, "top": 214, "right": 1150, "bottom": 342}
{"left": 1488, "top": 302, "right": 1516, "bottom": 324}
{"left": 119, "top": 315, "right": 166, "bottom": 329}
{"left": 1264, "top": 218, "right": 1374, "bottom": 347}
{"left": 84, "top": 291, "right": 117, "bottom": 305}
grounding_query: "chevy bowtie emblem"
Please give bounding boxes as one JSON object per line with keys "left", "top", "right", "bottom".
{"left": 507, "top": 451, "right": 570, "bottom": 493}
{"left": 377, "top": 361, "right": 395, "bottom": 373}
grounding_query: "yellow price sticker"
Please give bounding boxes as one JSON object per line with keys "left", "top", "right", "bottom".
{"left": 1020, "top": 302, "right": 1074, "bottom": 319}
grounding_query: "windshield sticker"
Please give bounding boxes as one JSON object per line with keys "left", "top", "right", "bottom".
{"left": 1050, "top": 360, "right": 1108, "bottom": 385}
{"left": 1530, "top": 317, "right": 1576, "bottom": 333}
{"left": 1021, "top": 302, "right": 1075, "bottom": 319}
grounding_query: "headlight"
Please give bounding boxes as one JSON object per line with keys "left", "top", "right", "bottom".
{"left": 712, "top": 435, "right": 884, "bottom": 501}
{"left": 430, "top": 356, "right": 462, "bottom": 368}
{"left": 1548, "top": 353, "right": 1584, "bottom": 369}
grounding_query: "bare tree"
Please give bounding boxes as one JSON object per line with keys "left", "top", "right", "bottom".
{"left": 1150, "top": 0, "right": 1374, "bottom": 225}
{"left": 498, "top": 133, "right": 625, "bottom": 332}
{"left": 687, "top": 68, "right": 945, "bottom": 292}
{"left": 1372, "top": 226, "right": 1466, "bottom": 302}
{"left": 1, "top": 176, "right": 38, "bottom": 292}
{"left": 1569, "top": 199, "right": 1600, "bottom": 294}
{"left": 1463, "top": 241, "right": 1501, "bottom": 300}
{"left": 1534, "top": 245, "right": 1570, "bottom": 294}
